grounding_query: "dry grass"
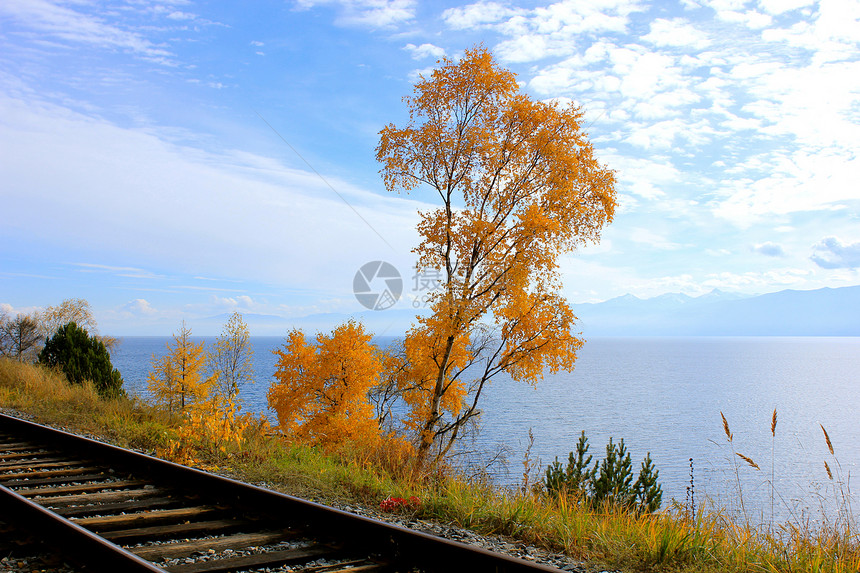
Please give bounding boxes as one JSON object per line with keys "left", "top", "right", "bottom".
{"left": 0, "top": 358, "right": 173, "bottom": 452}
{"left": 1, "top": 357, "right": 858, "bottom": 572}
{"left": 412, "top": 479, "right": 860, "bottom": 573}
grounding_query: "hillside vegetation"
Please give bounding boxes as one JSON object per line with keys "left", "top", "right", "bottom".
{"left": 2, "top": 357, "right": 857, "bottom": 573}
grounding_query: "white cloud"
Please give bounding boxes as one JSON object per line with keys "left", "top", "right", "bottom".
{"left": 210, "top": 295, "right": 255, "bottom": 310}
{"left": 758, "top": 0, "right": 815, "bottom": 15}
{"left": 0, "top": 95, "right": 426, "bottom": 295}
{"left": 600, "top": 154, "right": 686, "bottom": 206}
{"left": 447, "top": 0, "right": 646, "bottom": 63}
{"left": 702, "top": 268, "right": 813, "bottom": 290}
{"left": 73, "top": 263, "right": 164, "bottom": 280}
{"left": 0, "top": 0, "right": 175, "bottom": 64}
{"left": 811, "top": 237, "right": 860, "bottom": 269}
{"left": 701, "top": 0, "right": 749, "bottom": 10}
{"left": 295, "top": 0, "right": 416, "bottom": 28}
{"left": 407, "top": 66, "right": 435, "bottom": 82}
{"left": 642, "top": 18, "right": 711, "bottom": 50}
{"left": 706, "top": 248, "right": 733, "bottom": 256}
{"left": 629, "top": 228, "right": 682, "bottom": 250}
{"left": 441, "top": 1, "right": 520, "bottom": 30}
{"left": 626, "top": 180, "right": 664, "bottom": 200}
{"left": 808, "top": 0, "right": 860, "bottom": 45}
{"left": 623, "top": 118, "right": 711, "bottom": 149}
{"left": 732, "top": 60, "right": 860, "bottom": 149}
{"left": 711, "top": 149, "right": 860, "bottom": 226}
{"left": 528, "top": 44, "right": 703, "bottom": 127}
{"left": 167, "top": 11, "right": 196, "bottom": 21}
{"left": 0, "top": 303, "right": 43, "bottom": 317}
{"left": 752, "top": 242, "right": 785, "bottom": 257}
{"left": 123, "top": 299, "right": 157, "bottom": 315}
{"left": 717, "top": 9, "right": 772, "bottom": 29}
{"left": 497, "top": 34, "right": 556, "bottom": 63}
{"left": 403, "top": 43, "right": 445, "bottom": 60}
{"left": 609, "top": 48, "right": 688, "bottom": 101}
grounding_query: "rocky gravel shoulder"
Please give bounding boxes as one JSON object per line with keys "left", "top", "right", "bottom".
{"left": 0, "top": 408, "right": 618, "bottom": 573}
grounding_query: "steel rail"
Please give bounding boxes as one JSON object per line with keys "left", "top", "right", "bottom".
{"left": 0, "top": 412, "right": 562, "bottom": 572}
{"left": 0, "top": 482, "right": 167, "bottom": 572}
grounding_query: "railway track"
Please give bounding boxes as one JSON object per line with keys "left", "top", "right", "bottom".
{"left": 0, "top": 413, "right": 561, "bottom": 573}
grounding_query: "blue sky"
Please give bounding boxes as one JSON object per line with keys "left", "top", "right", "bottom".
{"left": 1, "top": 0, "right": 858, "bottom": 335}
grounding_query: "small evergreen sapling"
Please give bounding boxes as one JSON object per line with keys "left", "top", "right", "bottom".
{"left": 543, "top": 431, "right": 663, "bottom": 513}
{"left": 633, "top": 452, "right": 663, "bottom": 513}
{"left": 566, "top": 431, "right": 596, "bottom": 493}
{"left": 544, "top": 457, "right": 566, "bottom": 496}
{"left": 592, "top": 437, "right": 634, "bottom": 507}
{"left": 544, "top": 430, "right": 595, "bottom": 497}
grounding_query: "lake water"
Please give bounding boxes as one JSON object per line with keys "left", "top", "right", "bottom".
{"left": 111, "top": 336, "right": 860, "bottom": 526}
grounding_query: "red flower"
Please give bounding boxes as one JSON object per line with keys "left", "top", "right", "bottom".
{"left": 380, "top": 495, "right": 421, "bottom": 512}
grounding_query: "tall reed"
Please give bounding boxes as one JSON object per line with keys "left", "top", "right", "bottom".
{"left": 771, "top": 408, "right": 777, "bottom": 528}
{"left": 721, "top": 411, "right": 749, "bottom": 524}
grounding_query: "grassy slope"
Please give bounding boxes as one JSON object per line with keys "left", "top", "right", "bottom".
{"left": 1, "top": 358, "right": 857, "bottom": 573}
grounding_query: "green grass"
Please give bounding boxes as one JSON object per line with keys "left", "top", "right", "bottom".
{"left": 1, "top": 357, "right": 857, "bottom": 573}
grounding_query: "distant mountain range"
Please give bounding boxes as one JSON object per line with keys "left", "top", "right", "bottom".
{"left": 574, "top": 285, "right": 860, "bottom": 336}
{"left": 202, "top": 285, "right": 860, "bottom": 337}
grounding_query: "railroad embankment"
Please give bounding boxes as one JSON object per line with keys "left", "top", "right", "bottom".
{"left": 1, "top": 358, "right": 857, "bottom": 573}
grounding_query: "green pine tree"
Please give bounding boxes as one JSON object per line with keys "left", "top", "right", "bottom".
{"left": 543, "top": 432, "right": 663, "bottom": 513}
{"left": 544, "top": 457, "right": 566, "bottom": 495}
{"left": 39, "top": 322, "right": 124, "bottom": 398}
{"left": 591, "top": 437, "right": 634, "bottom": 507}
{"left": 633, "top": 452, "right": 663, "bottom": 513}
{"left": 565, "top": 430, "right": 596, "bottom": 494}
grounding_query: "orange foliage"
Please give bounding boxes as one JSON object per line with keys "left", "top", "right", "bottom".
{"left": 267, "top": 320, "right": 383, "bottom": 449}
{"left": 149, "top": 319, "right": 260, "bottom": 468}
{"left": 376, "top": 46, "right": 617, "bottom": 467}
{"left": 161, "top": 393, "right": 255, "bottom": 467}
{"left": 146, "top": 321, "right": 213, "bottom": 413}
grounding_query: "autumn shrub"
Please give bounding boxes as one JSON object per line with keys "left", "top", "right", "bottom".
{"left": 159, "top": 394, "right": 257, "bottom": 468}
{"left": 146, "top": 320, "right": 259, "bottom": 468}
{"left": 268, "top": 320, "right": 383, "bottom": 450}
{"left": 37, "top": 322, "right": 124, "bottom": 398}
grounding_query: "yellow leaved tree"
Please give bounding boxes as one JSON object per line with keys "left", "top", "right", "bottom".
{"left": 208, "top": 312, "right": 254, "bottom": 402}
{"left": 267, "top": 320, "right": 382, "bottom": 449}
{"left": 39, "top": 298, "right": 117, "bottom": 350}
{"left": 147, "top": 321, "right": 212, "bottom": 413}
{"left": 164, "top": 392, "right": 252, "bottom": 467}
{"left": 149, "top": 319, "right": 256, "bottom": 466}
{"left": 376, "top": 46, "right": 617, "bottom": 467}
